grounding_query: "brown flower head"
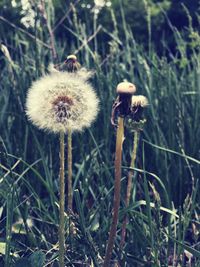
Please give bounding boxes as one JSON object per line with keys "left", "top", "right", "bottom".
{"left": 111, "top": 81, "right": 136, "bottom": 126}
{"left": 62, "top": 54, "right": 81, "bottom": 72}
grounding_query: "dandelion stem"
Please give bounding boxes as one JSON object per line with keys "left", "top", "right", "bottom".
{"left": 59, "top": 131, "right": 65, "bottom": 267}
{"left": 103, "top": 117, "right": 124, "bottom": 267}
{"left": 120, "top": 130, "right": 139, "bottom": 249}
{"left": 67, "top": 128, "right": 73, "bottom": 211}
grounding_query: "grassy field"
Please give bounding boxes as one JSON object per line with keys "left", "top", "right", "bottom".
{"left": 0, "top": 2, "right": 200, "bottom": 267}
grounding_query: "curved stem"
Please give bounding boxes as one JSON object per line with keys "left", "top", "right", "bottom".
{"left": 120, "top": 131, "right": 139, "bottom": 249}
{"left": 103, "top": 117, "right": 124, "bottom": 267}
{"left": 67, "top": 129, "right": 72, "bottom": 211}
{"left": 59, "top": 132, "right": 65, "bottom": 267}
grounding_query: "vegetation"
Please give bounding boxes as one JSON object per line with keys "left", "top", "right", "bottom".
{"left": 0, "top": 0, "right": 200, "bottom": 266}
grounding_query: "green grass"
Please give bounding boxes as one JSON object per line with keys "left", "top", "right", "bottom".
{"left": 0, "top": 2, "right": 200, "bottom": 266}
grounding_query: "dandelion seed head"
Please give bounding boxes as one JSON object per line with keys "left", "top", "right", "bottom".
{"left": 26, "top": 70, "right": 99, "bottom": 133}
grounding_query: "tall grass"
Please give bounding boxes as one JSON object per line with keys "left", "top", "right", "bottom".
{"left": 0, "top": 1, "right": 200, "bottom": 266}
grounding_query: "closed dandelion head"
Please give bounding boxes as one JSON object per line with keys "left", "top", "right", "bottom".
{"left": 111, "top": 81, "right": 136, "bottom": 126}
{"left": 26, "top": 71, "right": 99, "bottom": 133}
{"left": 131, "top": 95, "right": 148, "bottom": 108}
{"left": 131, "top": 95, "right": 148, "bottom": 121}
{"left": 126, "top": 95, "right": 148, "bottom": 131}
{"left": 116, "top": 82, "right": 136, "bottom": 95}
{"left": 62, "top": 54, "right": 81, "bottom": 72}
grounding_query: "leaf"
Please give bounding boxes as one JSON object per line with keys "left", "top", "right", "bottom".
{"left": 29, "top": 251, "right": 46, "bottom": 267}
{"left": 143, "top": 140, "right": 200, "bottom": 165}
{"left": 168, "top": 235, "right": 200, "bottom": 259}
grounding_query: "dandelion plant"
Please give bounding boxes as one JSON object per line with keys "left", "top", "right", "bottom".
{"left": 25, "top": 56, "right": 99, "bottom": 267}
{"left": 120, "top": 95, "right": 148, "bottom": 249}
{"left": 103, "top": 82, "right": 136, "bottom": 267}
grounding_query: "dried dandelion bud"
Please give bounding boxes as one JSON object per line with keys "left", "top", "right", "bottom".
{"left": 26, "top": 71, "right": 99, "bottom": 133}
{"left": 67, "top": 55, "right": 77, "bottom": 61}
{"left": 116, "top": 82, "right": 136, "bottom": 95}
{"left": 117, "top": 82, "right": 136, "bottom": 117}
{"left": 130, "top": 95, "right": 148, "bottom": 122}
{"left": 131, "top": 95, "right": 148, "bottom": 107}
{"left": 62, "top": 54, "right": 81, "bottom": 72}
{"left": 125, "top": 95, "right": 148, "bottom": 131}
{"left": 111, "top": 81, "right": 137, "bottom": 126}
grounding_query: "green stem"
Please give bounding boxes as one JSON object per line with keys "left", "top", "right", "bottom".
{"left": 59, "top": 132, "right": 65, "bottom": 267}
{"left": 103, "top": 117, "right": 124, "bottom": 267}
{"left": 120, "top": 131, "right": 139, "bottom": 249}
{"left": 67, "top": 129, "right": 72, "bottom": 211}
